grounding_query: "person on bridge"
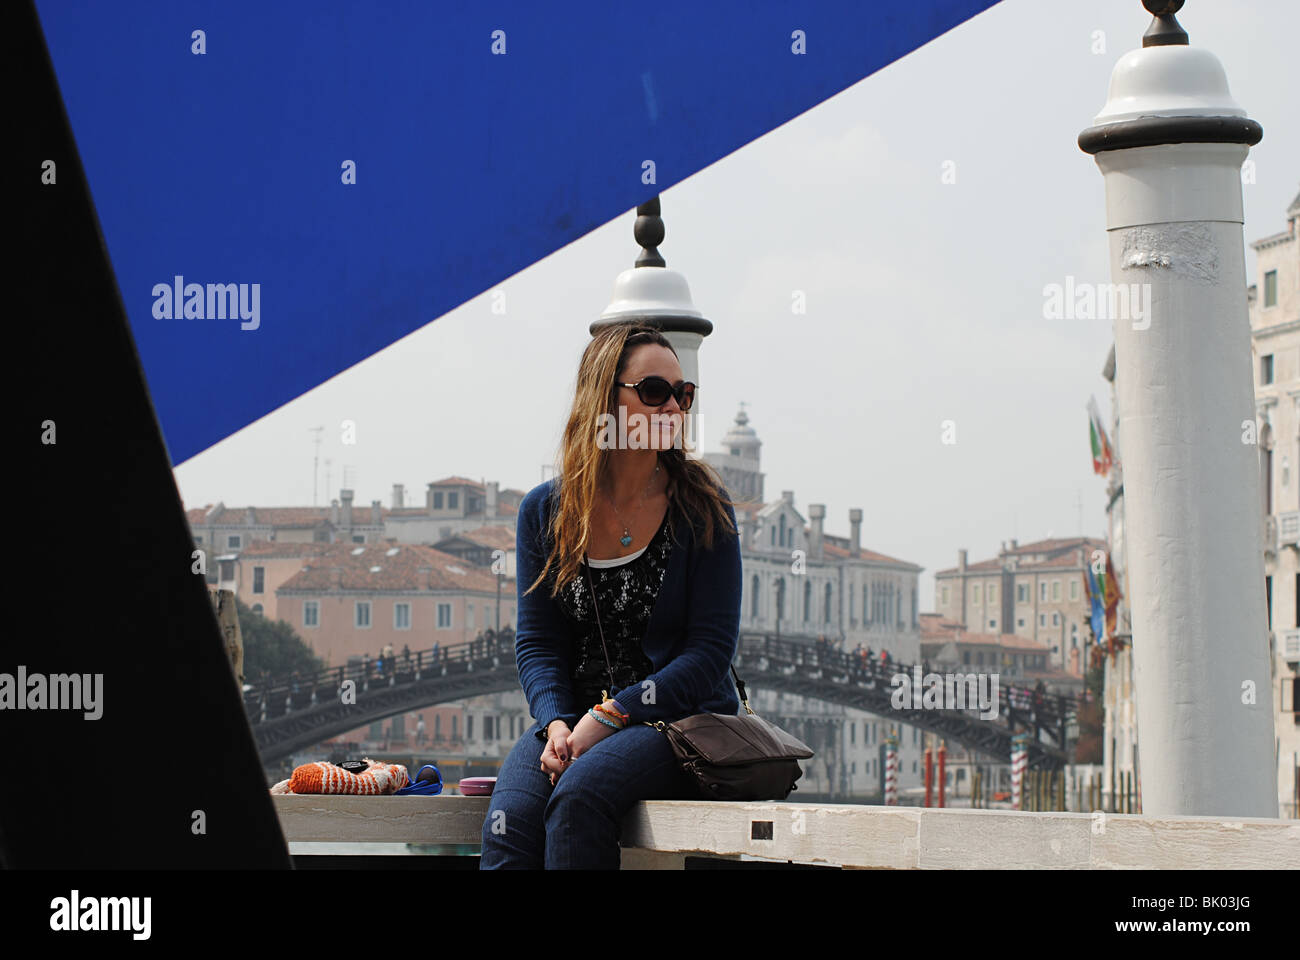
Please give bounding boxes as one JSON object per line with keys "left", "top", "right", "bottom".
{"left": 481, "top": 324, "right": 742, "bottom": 871}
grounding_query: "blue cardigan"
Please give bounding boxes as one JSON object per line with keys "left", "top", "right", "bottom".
{"left": 514, "top": 476, "right": 742, "bottom": 736}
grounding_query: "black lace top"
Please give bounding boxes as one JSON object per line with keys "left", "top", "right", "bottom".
{"left": 556, "top": 507, "right": 676, "bottom": 712}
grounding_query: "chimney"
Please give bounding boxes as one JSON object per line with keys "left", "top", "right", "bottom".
{"left": 330, "top": 498, "right": 340, "bottom": 525}
{"left": 781, "top": 490, "right": 794, "bottom": 507}
{"left": 341, "top": 488, "right": 354, "bottom": 528}
{"left": 958, "top": 548, "right": 968, "bottom": 572}
{"left": 426, "top": 483, "right": 437, "bottom": 517}
{"left": 849, "top": 508, "right": 862, "bottom": 558}
{"left": 330, "top": 566, "right": 343, "bottom": 589}
{"left": 392, "top": 484, "right": 405, "bottom": 509}
{"left": 245, "top": 507, "right": 256, "bottom": 526}
{"left": 486, "top": 481, "right": 499, "bottom": 519}
{"left": 809, "top": 504, "right": 825, "bottom": 560}
{"left": 371, "top": 500, "right": 382, "bottom": 525}
{"left": 417, "top": 564, "right": 433, "bottom": 590}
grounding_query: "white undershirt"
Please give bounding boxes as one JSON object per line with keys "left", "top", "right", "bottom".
{"left": 585, "top": 543, "right": 648, "bottom": 568}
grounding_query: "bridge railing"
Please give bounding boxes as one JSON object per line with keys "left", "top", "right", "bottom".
{"left": 244, "top": 628, "right": 516, "bottom": 722}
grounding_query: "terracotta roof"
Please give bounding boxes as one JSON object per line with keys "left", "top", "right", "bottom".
{"left": 1017, "top": 552, "right": 1091, "bottom": 571}
{"left": 934, "top": 537, "right": 1107, "bottom": 576}
{"left": 201, "top": 506, "right": 336, "bottom": 527}
{"left": 1004, "top": 536, "right": 1106, "bottom": 556}
{"left": 921, "top": 622, "right": 1050, "bottom": 652}
{"left": 934, "top": 557, "right": 1004, "bottom": 576}
{"left": 429, "top": 476, "right": 485, "bottom": 490}
{"left": 820, "top": 539, "right": 920, "bottom": 568}
{"left": 279, "top": 543, "right": 511, "bottom": 593}
{"left": 237, "top": 539, "right": 339, "bottom": 559}
{"left": 186, "top": 507, "right": 212, "bottom": 525}
{"left": 919, "top": 613, "right": 964, "bottom": 632}
{"left": 457, "top": 526, "right": 516, "bottom": 549}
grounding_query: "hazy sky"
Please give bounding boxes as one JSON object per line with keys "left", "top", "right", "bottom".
{"left": 173, "top": 0, "right": 1299, "bottom": 607}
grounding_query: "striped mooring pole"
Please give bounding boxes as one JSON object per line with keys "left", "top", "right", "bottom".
{"left": 884, "top": 732, "right": 899, "bottom": 805}
{"left": 1011, "top": 733, "right": 1030, "bottom": 810}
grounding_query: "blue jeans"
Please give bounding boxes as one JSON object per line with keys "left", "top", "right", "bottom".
{"left": 479, "top": 720, "right": 700, "bottom": 869}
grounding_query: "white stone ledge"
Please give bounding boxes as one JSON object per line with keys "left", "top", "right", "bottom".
{"left": 272, "top": 796, "right": 1300, "bottom": 869}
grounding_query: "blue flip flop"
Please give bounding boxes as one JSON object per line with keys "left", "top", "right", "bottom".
{"left": 394, "top": 764, "right": 443, "bottom": 796}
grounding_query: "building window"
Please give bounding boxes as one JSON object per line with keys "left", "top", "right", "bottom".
{"left": 770, "top": 526, "right": 776, "bottom": 546}
{"left": 303, "top": 601, "right": 319, "bottom": 627}
{"left": 941, "top": 584, "right": 949, "bottom": 605}
{"left": 468, "top": 604, "right": 475, "bottom": 629}
{"left": 850, "top": 723, "right": 855, "bottom": 745}
{"left": 972, "top": 584, "right": 981, "bottom": 603}
{"left": 437, "top": 603, "right": 452, "bottom": 628}
{"left": 963, "top": 650, "right": 971, "bottom": 665}
{"left": 1017, "top": 618, "right": 1025, "bottom": 628}
{"left": 1051, "top": 580, "right": 1060, "bottom": 601}
{"left": 1069, "top": 579, "right": 1079, "bottom": 601}
{"left": 219, "top": 559, "right": 235, "bottom": 582}
{"left": 352, "top": 535, "right": 365, "bottom": 544}
{"left": 1017, "top": 584, "right": 1027, "bottom": 603}
{"left": 824, "top": 583, "right": 833, "bottom": 622}
{"left": 253, "top": 566, "right": 265, "bottom": 594}
{"left": 1262, "top": 353, "right": 1275, "bottom": 385}
{"left": 448, "top": 492, "right": 459, "bottom": 509}
{"left": 194, "top": 533, "right": 203, "bottom": 543}
{"left": 484, "top": 716, "right": 494, "bottom": 741}
{"left": 395, "top": 603, "right": 411, "bottom": 630}
{"left": 1264, "top": 269, "right": 1277, "bottom": 308}
{"left": 1039, "top": 614, "right": 1046, "bottom": 626}
{"left": 1040, "top": 582, "right": 1047, "bottom": 602}
{"left": 467, "top": 715, "right": 474, "bottom": 740}
{"left": 804, "top": 580, "right": 812, "bottom": 622}
{"left": 751, "top": 575, "right": 760, "bottom": 617}
{"left": 1052, "top": 612, "right": 1059, "bottom": 625}
{"left": 433, "top": 492, "right": 444, "bottom": 509}
{"left": 1265, "top": 575, "right": 1273, "bottom": 630}
{"left": 976, "top": 651, "right": 984, "bottom": 665}
{"left": 356, "top": 601, "right": 371, "bottom": 628}
{"left": 989, "top": 619, "right": 996, "bottom": 628}
{"left": 251, "top": 604, "right": 263, "bottom": 615}
{"left": 227, "top": 534, "right": 241, "bottom": 549}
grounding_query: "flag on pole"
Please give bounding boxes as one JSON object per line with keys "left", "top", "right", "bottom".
{"left": 1103, "top": 550, "right": 1123, "bottom": 652}
{"left": 1083, "top": 569, "right": 1104, "bottom": 643}
{"left": 1087, "top": 396, "right": 1115, "bottom": 475}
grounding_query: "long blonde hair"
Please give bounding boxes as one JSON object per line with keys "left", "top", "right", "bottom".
{"left": 525, "top": 324, "right": 739, "bottom": 598}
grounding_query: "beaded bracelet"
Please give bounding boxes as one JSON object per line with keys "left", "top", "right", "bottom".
{"left": 588, "top": 707, "right": 622, "bottom": 730}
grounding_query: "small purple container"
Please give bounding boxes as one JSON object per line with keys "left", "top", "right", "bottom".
{"left": 458, "top": 777, "right": 496, "bottom": 796}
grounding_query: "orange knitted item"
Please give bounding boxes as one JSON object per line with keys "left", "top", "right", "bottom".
{"left": 286, "top": 758, "right": 410, "bottom": 795}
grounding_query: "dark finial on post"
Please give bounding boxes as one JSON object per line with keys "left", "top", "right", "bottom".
{"left": 634, "top": 196, "right": 666, "bottom": 268}
{"left": 1142, "top": 0, "right": 1188, "bottom": 47}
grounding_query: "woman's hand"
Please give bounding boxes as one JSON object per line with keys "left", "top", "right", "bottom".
{"left": 539, "top": 721, "right": 572, "bottom": 785}
{"left": 564, "top": 710, "right": 620, "bottom": 763}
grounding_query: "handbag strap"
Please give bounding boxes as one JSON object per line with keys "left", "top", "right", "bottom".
{"left": 583, "top": 553, "right": 754, "bottom": 717}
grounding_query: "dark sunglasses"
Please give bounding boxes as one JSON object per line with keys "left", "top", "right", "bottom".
{"left": 617, "top": 376, "right": 696, "bottom": 411}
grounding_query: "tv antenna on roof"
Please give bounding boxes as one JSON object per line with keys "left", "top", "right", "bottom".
{"left": 309, "top": 426, "right": 324, "bottom": 506}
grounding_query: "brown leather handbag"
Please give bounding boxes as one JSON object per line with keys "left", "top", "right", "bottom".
{"left": 584, "top": 559, "right": 814, "bottom": 800}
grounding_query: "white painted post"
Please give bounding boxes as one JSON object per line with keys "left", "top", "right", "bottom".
{"left": 592, "top": 197, "right": 714, "bottom": 459}
{"left": 1078, "top": 1, "right": 1275, "bottom": 817}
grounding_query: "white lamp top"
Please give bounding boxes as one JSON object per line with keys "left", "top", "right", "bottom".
{"left": 1079, "top": 1, "right": 1261, "bottom": 154}
{"left": 593, "top": 196, "right": 712, "bottom": 335}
